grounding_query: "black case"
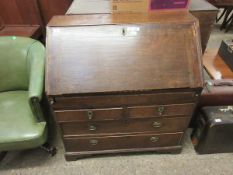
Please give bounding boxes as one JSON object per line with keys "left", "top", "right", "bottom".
{"left": 218, "top": 39, "right": 233, "bottom": 71}
{"left": 191, "top": 106, "right": 233, "bottom": 154}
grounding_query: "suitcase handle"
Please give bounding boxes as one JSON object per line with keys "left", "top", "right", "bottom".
{"left": 214, "top": 81, "right": 233, "bottom": 86}
{"left": 205, "top": 80, "right": 233, "bottom": 87}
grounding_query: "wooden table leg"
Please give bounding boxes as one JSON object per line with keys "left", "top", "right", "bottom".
{"left": 216, "top": 8, "right": 227, "bottom": 22}
{"left": 220, "top": 8, "right": 233, "bottom": 30}
{"left": 225, "top": 13, "right": 233, "bottom": 32}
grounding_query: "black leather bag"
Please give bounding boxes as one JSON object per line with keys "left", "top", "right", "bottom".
{"left": 191, "top": 106, "right": 233, "bottom": 154}
{"left": 219, "top": 39, "right": 233, "bottom": 71}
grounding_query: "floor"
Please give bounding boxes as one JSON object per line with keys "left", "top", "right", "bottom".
{"left": 1, "top": 19, "right": 233, "bottom": 175}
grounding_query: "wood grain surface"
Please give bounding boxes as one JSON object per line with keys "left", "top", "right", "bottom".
{"left": 203, "top": 49, "right": 233, "bottom": 80}
{"left": 0, "top": 0, "right": 43, "bottom": 25}
{"left": 63, "top": 132, "right": 183, "bottom": 152}
{"left": 38, "top": 0, "right": 72, "bottom": 24}
{"left": 0, "top": 25, "right": 41, "bottom": 39}
{"left": 55, "top": 103, "right": 195, "bottom": 122}
{"left": 61, "top": 117, "right": 190, "bottom": 136}
{"left": 46, "top": 12, "right": 203, "bottom": 96}
{"left": 46, "top": 11, "right": 203, "bottom": 160}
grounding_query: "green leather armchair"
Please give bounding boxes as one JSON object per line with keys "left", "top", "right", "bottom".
{"left": 0, "top": 36, "right": 53, "bottom": 159}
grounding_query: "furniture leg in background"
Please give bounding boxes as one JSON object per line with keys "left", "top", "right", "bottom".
{"left": 207, "top": 0, "right": 233, "bottom": 32}
{"left": 220, "top": 7, "right": 233, "bottom": 30}
{"left": 189, "top": 0, "right": 218, "bottom": 53}
{"left": 216, "top": 8, "right": 228, "bottom": 22}
{"left": 225, "top": 12, "right": 233, "bottom": 32}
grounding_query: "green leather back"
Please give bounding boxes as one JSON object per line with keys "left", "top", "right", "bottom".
{"left": 0, "top": 36, "right": 37, "bottom": 92}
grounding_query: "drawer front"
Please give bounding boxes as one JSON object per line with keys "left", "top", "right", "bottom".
{"left": 61, "top": 117, "right": 190, "bottom": 136}
{"left": 55, "top": 107, "right": 124, "bottom": 122}
{"left": 51, "top": 92, "right": 197, "bottom": 110}
{"left": 64, "top": 132, "right": 183, "bottom": 152}
{"left": 55, "top": 103, "right": 195, "bottom": 122}
{"left": 128, "top": 103, "right": 195, "bottom": 118}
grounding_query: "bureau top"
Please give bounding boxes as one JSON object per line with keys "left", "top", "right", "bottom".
{"left": 46, "top": 12, "right": 203, "bottom": 96}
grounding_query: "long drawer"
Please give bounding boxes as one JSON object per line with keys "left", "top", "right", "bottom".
{"left": 55, "top": 103, "right": 195, "bottom": 122}
{"left": 51, "top": 91, "right": 197, "bottom": 110}
{"left": 64, "top": 132, "right": 183, "bottom": 152}
{"left": 61, "top": 117, "right": 190, "bottom": 136}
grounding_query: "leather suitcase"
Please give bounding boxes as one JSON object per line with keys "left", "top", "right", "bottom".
{"left": 218, "top": 40, "right": 233, "bottom": 71}
{"left": 191, "top": 106, "right": 233, "bottom": 154}
{"left": 189, "top": 77, "right": 233, "bottom": 128}
{"left": 46, "top": 11, "right": 203, "bottom": 160}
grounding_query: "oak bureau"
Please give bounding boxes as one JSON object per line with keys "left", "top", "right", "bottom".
{"left": 46, "top": 11, "right": 203, "bottom": 161}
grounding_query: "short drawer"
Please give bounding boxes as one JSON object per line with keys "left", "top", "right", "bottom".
{"left": 55, "top": 107, "right": 124, "bottom": 122}
{"left": 51, "top": 91, "right": 197, "bottom": 110}
{"left": 64, "top": 132, "right": 183, "bottom": 152}
{"left": 128, "top": 103, "right": 195, "bottom": 118}
{"left": 61, "top": 117, "right": 190, "bottom": 136}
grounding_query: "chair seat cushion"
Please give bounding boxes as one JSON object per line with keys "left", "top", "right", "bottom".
{"left": 0, "top": 91, "right": 47, "bottom": 151}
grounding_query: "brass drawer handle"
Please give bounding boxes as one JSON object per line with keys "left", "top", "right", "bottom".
{"left": 89, "top": 139, "right": 98, "bottom": 146}
{"left": 150, "top": 136, "right": 159, "bottom": 143}
{"left": 158, "top": 106, "right": 165, "bottom": 116}
{"left": 88, "top": 125, "right": 97, "bottom": 131}
{"left": 87, "top": 110, "right": 93, "bottom": 120}
{"left": 152, "top": 121, "right": 162, "bottom": 128}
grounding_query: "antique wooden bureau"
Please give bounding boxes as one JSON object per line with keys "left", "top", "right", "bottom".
{"left": 46, "top": 11, "right": 203, "bottom": 161}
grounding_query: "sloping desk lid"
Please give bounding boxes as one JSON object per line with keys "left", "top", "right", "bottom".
{"left": 46, "top": 12, "right": 203, "bottom": 96}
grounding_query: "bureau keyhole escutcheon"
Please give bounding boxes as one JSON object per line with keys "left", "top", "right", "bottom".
{"left": 87, "top": 110, "right": 93, "bottom": 120}
{"left": 158, "top": 106, "right": 165, "bottom": 116}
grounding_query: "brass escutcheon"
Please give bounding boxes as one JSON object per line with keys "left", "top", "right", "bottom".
{"left": 158, "top": 106, "right": 165, "bottom": 116}
{"left": 87, "top": 110, "right": 93, "bottom": 120}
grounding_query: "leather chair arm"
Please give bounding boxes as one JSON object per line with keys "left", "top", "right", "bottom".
{"left": 29, "top": 97, "right": 44, "bottom": 122}
{"left": 28, "top": 41, "right": 45, "bottom": 122}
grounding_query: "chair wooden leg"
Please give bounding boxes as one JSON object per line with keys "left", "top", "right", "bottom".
{"left": 216, "top": 8, "right": 227, "bottom": 23}
{"left": 0, "top": 151, "right": 7, "bottom": 161}
{"left": 225, "top": 14, "right": 233, "bottom": 32}
{"left": 40, "top": 143, "right": 57, "bottom": 157}
{"left": 220, "top": 8, "right": 233, "bottom": 30}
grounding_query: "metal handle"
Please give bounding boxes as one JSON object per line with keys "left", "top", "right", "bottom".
{"left": 150, "top": 136, "right": 159, "bottom": 143}
{"left": 89, "top": 139, "right": 98, "bottom": 146}
{"left": 87, "top": 110, "right": 93, "bottom": 120}
{"left": 152, "top": 121, "right": 162, "bottom": 128}
{"left": 88, "top": 125, "right": 96, "bottom": 131}
{"left": 158, "top": 106, "right": 165, "bottom": 116}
